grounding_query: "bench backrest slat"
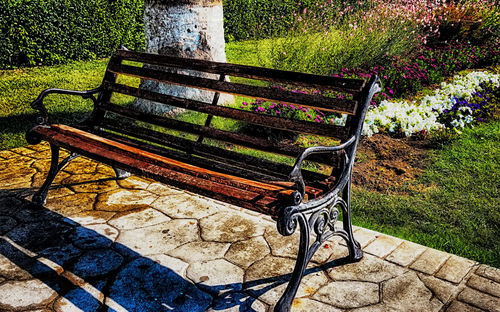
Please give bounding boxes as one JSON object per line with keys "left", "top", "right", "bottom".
{"left": 91, "top": 49, "right": 375, "bottom": 181}
{"left": 102, "top": 102, "right": 310, "bottom": 158}
{"left": 103, "top": 81, "right": 349, "bottom": 139}
{"left": 106, "top": 63, "right": 359, "bottom": 114}
{"left": 101, "top": 118, "right": 330, "bottom": 183}
{"left": 115, "top": 49, "right": 366, "bottom": 93}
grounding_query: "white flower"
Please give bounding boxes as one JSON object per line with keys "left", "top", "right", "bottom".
{"left": 362, "top": 71, "right": 500, "bottom": 137}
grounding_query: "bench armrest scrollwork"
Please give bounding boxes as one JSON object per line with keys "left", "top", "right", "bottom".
{"left": 30, "top": 87, "right": 102, "bottom": 125}
{"left": 288, "top": 135, "right": 357, "bottom": 204}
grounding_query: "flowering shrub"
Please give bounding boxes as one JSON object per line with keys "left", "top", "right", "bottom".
{"left": 270, "top": 0, "right": 442, "bottom": 75}
{"left": 337, "top": 42, "right": 500, "bottom": 99}
{"left": 362, "top": 71, "right": 500, "bottom": 137}
{"left": 240, "top": 97, "right": 327, "bottom": 123}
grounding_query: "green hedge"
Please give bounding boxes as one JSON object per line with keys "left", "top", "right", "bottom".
{"left": 223, "top": 0, "right": 369, "bottom": 42}
{"left": 0, "top": 0, "right": 144, "bottom": 68}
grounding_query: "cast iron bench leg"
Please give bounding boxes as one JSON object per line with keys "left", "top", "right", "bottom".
{"left": 275, "top": 185, "right": 363, "bottom": 312}
{"left": 32, "top": 144, "right": 80, "bottom": 206}
{"left": 274, "top": 211, "right": 310, "bottom": 312}
{"left": 342, "top": 183, "right": 363, "bottom": 261}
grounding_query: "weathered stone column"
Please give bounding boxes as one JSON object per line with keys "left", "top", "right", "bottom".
{"left": 135, "top": 0, "right": 231, "bottom": 114}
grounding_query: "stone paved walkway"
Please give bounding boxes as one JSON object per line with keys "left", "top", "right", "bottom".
{"left": 0, "top": 143, "right": 499, "bottom": 312}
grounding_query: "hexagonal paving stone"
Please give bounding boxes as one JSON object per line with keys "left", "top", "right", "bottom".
{"left": 0, "top": 279, "right": 58, "bottom": 310}
{"left": 263, "top": 228, "right": 332, "bottom": 264}
{"left": 108, "top": 257, "right": 212, "bottom": 312}
{"left": 0, "top": 196, "right": 22, "bottom": 216}
{"left": 254, "top": 270, "right": 330, "bottom": 307}
{"left": 116, "top": 176, "right": 152, "bottom": 190}
{"left": 382, "top": 272, "right": 442, "bottom": 312}
{"left": 108, "top": 208, "right": 171, "bottom": 230}
{"left": 71, "top": 249, "right": 124, "bottom": 278}
{"left": 151, "top": 194, "right": 221, "bottom": 219}
{"left": 224, "top": 236, "right": 270, "bottom": 269}
{"left": 6, "top": 220, "right": 74, "bottom": 252}
{"left": 38, "top": 244, "right": 83, "bottom": 269}
{"left": 116, "top": 219, "right": 199, "bottom": 255}
{"left": 66, "top": 210, "right": 116, "bottom": 226}
{"left": 148, "top": 254, "right": 189, "bottom": 278}
{"left": 147, "top": 182, "right": 185, "bottom": 196}
{"left": 209, "top": 293, "right": 268, "bottom": 312}
{"left": 0, "top": 254, "right": 33, "bottom": 280}
{"left": 62, "top": 160, "right": 99, "bottom": 175}
{"left": 95, "top": 189, "right": 158, "bottom": 212}
{"left": 61, "top": 172, "right": 114, "bottom": 186}
{"left": 245, "top": 255, "right": 296, "bottom": 282}
{"left": 328, "top": 254, "right": 407, "bottom": 283}
{"left": 44, "top": 187, "right": 76, "bottom": 201}
{"left": 313, "top": 280, "right": 379, "bottom": 309}
{"left": 290, "top": 298, "right": 341, "bottom": 312}
{"left": 96, "top": 163, "right": 117, "bottom": 176}
{"left": 168, "top": 241, "right": 230, "bottom": 264}
{"left": 0, "top": 165, "right": 36, "bottom": 188}
{"left": 69, "top": 179, "right": 120, "bottom": 194}
{"left": 0, "top": 215, "right": 17, "bottom": 235}
{"left": 32, "top": 170, "right": 71, "bottom": 188}
{"left": 45, "top": 193, "right": 97, "bottom": 215}
{"left": 69, "top": 225, "right": 117, "bottom": 250}
{"left": 200, "top": 211, "right": 267, "bottom": 243}
{"left": 186, "top": 259, "right": 244, "bottom": 290}
{"left": 54, "top": 279, "right": 107, "bottom": 312}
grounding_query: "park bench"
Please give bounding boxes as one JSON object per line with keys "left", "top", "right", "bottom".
{"left": 26, "top": 48, "right": 381, "bottom": 312}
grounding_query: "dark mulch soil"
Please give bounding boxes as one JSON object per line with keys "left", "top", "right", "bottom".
{"left": 352, "top": 134, "right": 433, "bottom": 193}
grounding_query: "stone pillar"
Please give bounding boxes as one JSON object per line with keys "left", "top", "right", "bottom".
{"left": 135, "top": 0, "right": 231, "bottom": 114}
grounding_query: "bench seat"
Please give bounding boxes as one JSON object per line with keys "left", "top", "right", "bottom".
{"left": 31, "top": 124, "right": 327, "bottom": 218}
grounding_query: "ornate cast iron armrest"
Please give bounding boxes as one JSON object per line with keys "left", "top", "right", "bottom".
{"left": 289, "top": 135, "right": 357, "bottom": 204}
{"left": 30, "top": 87, "right": 102, "bottom": 125}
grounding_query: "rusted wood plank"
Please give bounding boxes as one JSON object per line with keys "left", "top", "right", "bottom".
{"left": 115, "top": 49, "right": 365, "bottom": 93}
{"left": 107, "top": 63, "right": 358, "bottom": 115}
{"left": 48, "top": 124, "right": 294, "bottom": 194}
{"left": 98, "top": 129, "right": 325, "bottom": 199}
{"left": 100, "top": 119, "right": 332, "bottom": 183}
{"left": 32, "top": 125, "right": 283, "bottom": 216}
{"left": 102, "top": 102, "right": 307, "bottom": 158}
{"left": 100, "top": 130, "right": 282, "bottom": 184}
{"left": 103, "top": 82, "right": 348, "bottom": 139}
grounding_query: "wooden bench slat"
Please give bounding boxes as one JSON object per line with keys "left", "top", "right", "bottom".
{"left": 115, "top": 50, "right": 366, "bottom": 93}
{"left": 100, "top": 119, "right": 333, "bottom": 184}
{"left": 96, "top": 127, "right": 327, "bottom": 199}
{"left": 104, "top": 82, "right": 349, "bottom": 139}
{"left": 102, "top": 102, "right": 308, "bottom": 158}
{"left": 43, "top": 129, "right": 278, "bottom": 214}
{"left": 48, "top": 124, "right": 293, "bottom": 194}
{"left": 107, "top": 63, "right": 359, "bottom": 115}
{"left": 32, "top": 125, "right": 308, "bottom": 212}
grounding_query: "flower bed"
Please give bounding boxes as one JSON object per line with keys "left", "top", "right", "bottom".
{"left": 238, "top": 71, "right": 499, "bottom": 138}
{"left": 362, "top": 71, "right": 500, "bottom": 137}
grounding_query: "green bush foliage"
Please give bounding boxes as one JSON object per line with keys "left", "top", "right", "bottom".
{"left": 0, "top": 0, "right": 144, "bottom": 68}
{"left": 222, "top": 0, "right": 370, "bottom": 42}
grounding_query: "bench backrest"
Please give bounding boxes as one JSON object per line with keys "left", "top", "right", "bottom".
{"left": 89, "top": 49, "right": 379, "bottom": 182}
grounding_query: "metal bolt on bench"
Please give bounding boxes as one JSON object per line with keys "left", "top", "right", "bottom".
{"left": 26, "top": 47, "right": 381, "bottom": 312}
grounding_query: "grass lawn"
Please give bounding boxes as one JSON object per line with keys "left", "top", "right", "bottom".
{"left": 353, "top": 122, "right": 500, "bottom": 267}
{"left": 0, "top": 44, "right": 498, "bottom": 267}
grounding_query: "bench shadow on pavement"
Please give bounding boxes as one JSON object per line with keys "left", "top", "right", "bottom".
{"left": 0, "top": 187, "right": 351, "bottom": 311}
